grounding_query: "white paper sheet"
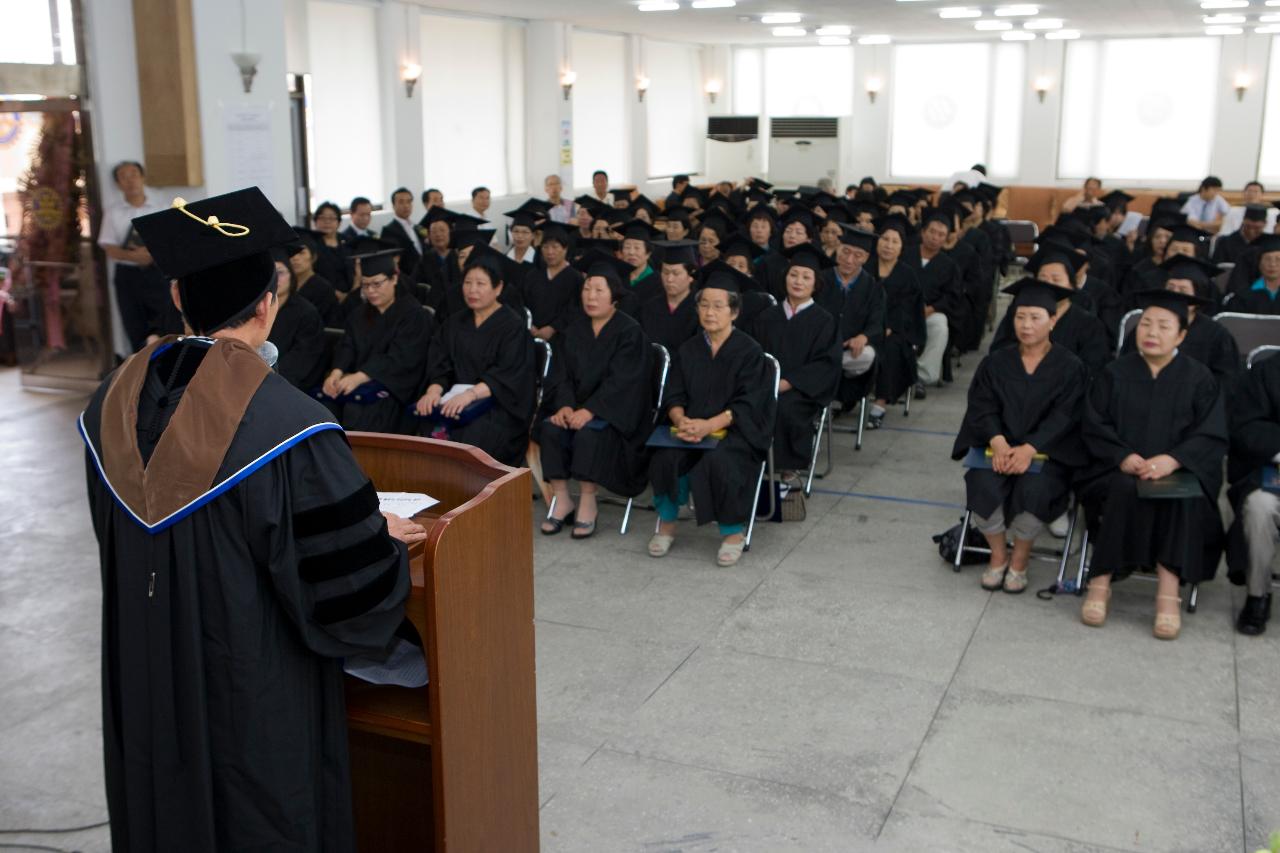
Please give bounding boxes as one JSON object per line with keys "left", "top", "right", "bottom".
{"left": 377, "top": 491, "right": 439, "bottom": 517}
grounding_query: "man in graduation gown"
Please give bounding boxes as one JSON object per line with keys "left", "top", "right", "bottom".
{"left": 820, "top": 225, "right": 885, "bottom": 411}
{"left": 1226, "top": 234, "right": 1280, "bottom": 315}
{"left": 1213, "top": 204, "right": 1268, "bottom": 266}
{"left": 909, "top": 207, "right": 965, "bottom": 393}
{"left": 81, "top": 187, "right": 424, "bottom": 852}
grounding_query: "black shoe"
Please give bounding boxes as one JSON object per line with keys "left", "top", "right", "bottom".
{"left": 913, "top": 382, "right": 927, "bottom": 400}
{"left": 1236, "top": 593, "right": 1272, "bottom": 636}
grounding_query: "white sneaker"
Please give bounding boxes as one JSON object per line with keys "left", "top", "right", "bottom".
{"left": 1048, "top": 513, "right": 1070, "bottom": 538}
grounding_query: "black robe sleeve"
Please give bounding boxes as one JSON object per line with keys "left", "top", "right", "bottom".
{"left": 779, "top": 308, "right": 842, "bottom": 401}
{"left": 583, "top": 321, "right": 650, "bottom": 433}
{"left": 1166, "top": 369, "right": 1229, "bottom": 490}
{"left": 1082, "top": 366, "right": 1134, "bottom": 470}
{"left": 841, "top": 274, "right": 886, "bottom": 346}
{"left": 360, "top": 303, "right": 433, "bottom": 402}
{"left": 477, "top": 312, "right": 537, "bottom": 422}
{"left": 274, "top": 300, "right": 327, "bottom": 390}
{"left": 1230, "top": 358, "right": 1280, "bottom": 474}
{"left": 951, "top": 356, "right": 1004, "bottom": 459}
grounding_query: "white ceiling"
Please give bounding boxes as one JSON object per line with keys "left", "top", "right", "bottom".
{"left": 409, "top": 0, "right": 1268, "bottom": 43}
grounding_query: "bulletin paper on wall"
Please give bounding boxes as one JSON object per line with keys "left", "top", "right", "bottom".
{"left": 225, "top": 105, "right": 275, "bottom": 193}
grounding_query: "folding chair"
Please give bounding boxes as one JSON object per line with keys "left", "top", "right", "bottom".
{"left": 1214, "top": 312, "right": 1280, "bottom": 359}
{"left": 951, "top": 482, "right": 1081, "bottom": 583}
{"left": 620, "top": 342, "right": 672, "bottom": 534}
{"left": 829, "top": 360, "right": 878, "bottom": 451}
{"left": 1247, "top": 344, "right": 1280, "bottom": 370}
{"left": 1116, "top": 309, "right": 1142, "bottom": 358}
{"left": 1002, "top": 220, "right": 1039, "bottom": 270}
{"left": 524, "top": 307, "right": 534, "bottom": 330}
{"left": 531, "top": 337, "right": 552, "bottom": 410}
{"left": 801, "top": 404, "right": 831, "bottom": 497}
{"left": 745, "top": 353, "right": 782, "bottom": 552}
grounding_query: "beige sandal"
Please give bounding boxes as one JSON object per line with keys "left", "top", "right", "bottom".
{"left": 717, "top": 539, "right": 745, "bottom": 567}
{"left": 1154, "top": 594, "right": 1182, "bottom": 641}
{"left": 648, "top": 534, "right": 674, "bottom": 558}
{"left": 1081, "top": 586, "right": 1112, "bottom": 627}
{"left": 1002, "top": 568, "right": 1029, "bottom": 594}
{"left": 981, "top": 563, "right": 1009, "bottom": 591}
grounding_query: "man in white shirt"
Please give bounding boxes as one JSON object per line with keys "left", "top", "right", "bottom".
{"left": 1218, "top": 180, "right": 1279, "bottom": 238}
{"left": 544, "top": 175, "right": 574, "bottom": 224}
{"left": 96, "top": 160, "right": 179, "bottom": 351}
{"left": 1061, "top": 177, "right": 1104, "bottom": 214}
{"left": 340, "top": 196, "right": 376, "bottom": 242}
{"left": 590, "top": 170, "right": 613, "bottom": 206}
{"left": 380, "top": 187, "right": 424, "bottom": 275}
{"left": 1182, "top": 176, "right": 1231, "bottom": 234}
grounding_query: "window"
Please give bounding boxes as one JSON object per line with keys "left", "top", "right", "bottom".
{"left": 571, "top": 31, "right": 630, "bottom": 188}
{"left": 764, "top": 47, "right": 854, "bottom": 117}
{"left": 733, "top": 48, "right": 762, "bottom": 116}
{"left": 306, "top": 1, "right": 384, "bottom": 211}
{"left": 1058, "top": 38, "right": 1219, "bottom": 182}
{"left": 889, "top": 42, "right": 1023, "bottom": 180}
{"left": 644, "top": 39, "right": 706, "bottom": 178}
{"left": 419, "top": 13, "right": 526, "bottom": 200}
{"left": 0, "top": 0, "right": 76, "bottom": 65}
{"left": 1257, "top": 37, "right": 1280, "bottom": 182}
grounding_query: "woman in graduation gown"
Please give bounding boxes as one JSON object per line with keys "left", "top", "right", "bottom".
{"left": 870, "top": 214, "right": 926, "bottom": 428}
{"left": 321, "top": 247, "right": 432, "bottom": 435}
{"left": 640, "top": 241, "right": 702, "bottom": 354}
{"left": 951, "top": 279, "right": 1089, "bottom": 593}
{"left": 1077, "top": 289, "right": 1229, "bottom": 640}
{"left": 535, "top": 253, "right": 653, "bottom": 539}
{"left": 288, "top": 227, "right": 342, "bottom": 326}
{"left": 413, "top": 256, "right": 535, "bottom": 467}
{"left": 431, "top": 232, "right": 526, "bottom": 320}
{"left": 648, "top": 265, "right": 776, "bottom": 567}
{"left": 311, "top": 201, "right": 351, "bottom": 293}
{"left": 752, "top": 244, "right": 842, "bottom": 478}
{"left": 618, "top": 220, "right": 663, "bottom": 315}
{"left": 526, "top": 221, "right": 586, "bottom": 341}
{"left": 267, "top": 253, "right": 328, "bottom": 391}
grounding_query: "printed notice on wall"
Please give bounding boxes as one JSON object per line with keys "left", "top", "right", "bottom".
{"left": 225, "top": 105, "right": 274, "bottom": 193}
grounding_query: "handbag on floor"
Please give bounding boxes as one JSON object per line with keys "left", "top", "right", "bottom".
{"left": 932, "top": 518, "right": 987, "bottom": 565}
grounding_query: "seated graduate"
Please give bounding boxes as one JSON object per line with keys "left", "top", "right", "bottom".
{"left": 662, "top": 206, "right": 693, "bottom": 242}
{"left": 535, "top": 252, "right": 653, "bottom": 539}
{"left": 1077, "top": 289, "right": 1229, "bottom": 640}
{"left": 696, "top": 210, "right": 734, "bottom": 268}
{"left": 869, "top": 213, "right": 926, "bottom": 429}
{"left": 526, "top": 221, "right": 585, "bottom": 342}
{"left": 1119, "top": 256, "right": 1239, "bottom": 388}
{"left": 648, "top": 264, "right": 776, "bottom": 567}
{"left": 818, "top": 214, "right": 845, "bottom": 259}
{"left": 943, "top": 199, "right": 990, "bottom": 354}
{"left": 412, "top": 255, "right": 535, "bottom": 467}
{"left": 640, "top": 240, "right": 702, "bottom": 355}
{"left": 311, "top": 200, "right": 352, "bottom": 293}
{"left": 745, "top": 203, "right": 779, "bottom": 258}
{"left": 990, "top": 242, "right": 1112, "bottom": 379}
{"left": 321, "top": 245, "right": 432, "bottom": 434}
{"left": 267, "top": 249, "right": 327, "bottom": 391}
{"left": 1213, "top": 204, "right": 1269, "bottom": 266}
{"left": 951, "top": 279, "right": 1089, "bottom": 594}
{"left": 909, "top": 207, "right": 966, "bottom": 394}
{"left": 618, "top": 219, "right": 664, "bottom": 314}
{"left": 821, "top": 225, "right": 885, "bottom": 410}
{"left": 288, "top": 227, "right": 342, "bottom": 326}
{"left": 1225, "top": 234, "right": 1280, "bottom": 315}
{"left": 1224, "top": 351, "right": 1280, "bottom": 635}
{"left": 428, "top": 226, "right": 522, "bottom": 319}
{"left": 415, "top": 207, "right": 455, "bottom": 291}
{"left": 751, "top": 244, "right": 842, "bottom": 482}
{"left": 1120, "top": 214, "right": 1179, "bottom": 301}
{"left": 757, "top": 206, "right": 818, "bottom": 302}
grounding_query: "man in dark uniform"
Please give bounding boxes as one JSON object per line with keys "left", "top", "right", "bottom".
{"left": 80, "top": 187, "right": 426, "bottom": 852}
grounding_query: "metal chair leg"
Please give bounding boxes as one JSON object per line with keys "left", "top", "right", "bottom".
{"left": 904, "top": 384, "right": 913, "bottom": 417}
{"left": 1054, "top": 502, "right": 1080, "bottom": 592}
{"left": 546, "top": 494, "right": 557, "bottom": 519}
{"left": 856, "top": 396, "right": 866, "bottom": 450}
{"left": 744, "top": 460, "right": 768, "bottom": 551}
{"left": 1075, "top": 528, "right": 1090, "bottom": 591}
{"left": 620, "top": 497, "right": 633, "bottom": 534}
{"left": 804, "top": 407, "right": 830, "bottom": 496}
{"left": 954, "top": 509, "right": 972, "bottom": 572}
{"left": 1187, "top": 583, "right": 1199, "bottom": 613}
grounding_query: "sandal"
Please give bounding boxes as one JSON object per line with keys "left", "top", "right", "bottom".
{"left": 540, "top": 509, "right": 575, "bottom": 536}
{"left": 1002, "top": 568, "right": 1029, "bottom": 594}
{"left": 1080, "top": 586, "right": 1112, "bottom": 627}
{"left": 717, "top": 539, "right": 745, "bottom": 567}
{"left": 1154, "top": 594, "right": 1182, "bottom": 641}
{"left": 980, "top": 563, "right": 1009, "bottom": 591}
{"left": 648, "top": 533, "right": 675, "bottom": 558}
{"left": 571, "top": 518, "right": 597, "bottom": 540}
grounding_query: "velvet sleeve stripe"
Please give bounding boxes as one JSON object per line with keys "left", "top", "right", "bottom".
{"left": 292, "top": 480, "right": 379, "bottom": 539}
{"left": 312, "top": 561, "right": 402, "bottom": 626}
{"left": 298, "top": 529, "right": 396, "bottom": 584}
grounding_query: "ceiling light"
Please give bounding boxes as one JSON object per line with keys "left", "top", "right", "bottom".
{"left": 819, "top": 36, "right": 851, "bottom": 45}
{"left": 1205, "top": 24, "right": 1245, "bottom": 33}
{"left": 1023, "top": 18, "right": 1064, "bottom": 29}
{"left": 1258, "top": 12, "right": 1280, "bottom": 19}
{"left": 994, "top": 5, "right": 1039, "bottom": 16}
{"left": 1268, "top": 1, "right": 1280, "bottom": 6}
{"left": 772, "top": 26, "right": 806, "bottom": 35}
{"left": 975, "top": 20, "right": 1013, "bottom": 30}
{"left": 1203, "top": 13, "right": 1247, "bottom": 22}
{"left": 637, "top": 0, "right": 679, "bottom": 9}
{"left": 761, "top": 12, "right": 802, "bottom": 23}
{"left": 1256, "top": 23, "right": 1280, "bottom": 30}
{"left": 1044, "top": 29, "right": 1080, "bottom": 39}
{"left": 939, "top": 7, "right": 983, "bottom": 18}
{"left": 816, "top": 25, "right": 852, "bottom": 35}
{"left": 1201, "top": 0, "right": 1249, "bottom": 6}
{"left": 1002, "top": 31, "right": 1036, "bottom": 39}
{"left": 690, "top": 0, "right": 735, "bottom": 6}
{"left": 858, "top": 34, "right": 892, "bottom": 44}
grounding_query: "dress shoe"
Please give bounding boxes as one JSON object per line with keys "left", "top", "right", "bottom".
{"left": 1236, "top": 593, "right": 1272, "bottom": 636}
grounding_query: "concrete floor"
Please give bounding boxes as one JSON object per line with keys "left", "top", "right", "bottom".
{"left": 1, "top": 342, "right": 1278, "bottom": 853}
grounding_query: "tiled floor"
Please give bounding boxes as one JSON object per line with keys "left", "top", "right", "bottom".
{"left": 1, "top": 332, "right": 1277, "bottom": 852}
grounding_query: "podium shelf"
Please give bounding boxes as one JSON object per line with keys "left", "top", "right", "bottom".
{"left": 345, "top": 679, "right": 433, "bottom": 745}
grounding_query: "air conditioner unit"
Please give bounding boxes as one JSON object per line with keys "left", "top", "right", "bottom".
{"left": 768, "top": 117, "right": 838, "bottom": 187}
{"left": 704, "top": 116, "right": 762, "bottom": 184}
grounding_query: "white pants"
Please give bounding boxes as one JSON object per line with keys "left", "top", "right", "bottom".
{"left": 1242, "top": 489, "right": 1280, "bottom": 596}
{"left": 917, "top": 312, "right": 949, "bottom": 386}
{"left": 841, "top": 344, "right": 876, "bottom": 377}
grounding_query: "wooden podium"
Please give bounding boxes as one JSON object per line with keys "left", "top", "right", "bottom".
{"left": 344, "top": 433, "right": 539, "bottom": 852}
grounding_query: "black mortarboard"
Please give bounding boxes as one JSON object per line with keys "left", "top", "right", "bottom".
{"left": 773, "top": 189, "right": 800, "bottom": 203}
{"left": 446, "top": 211, "right": 490, "bottom": 230}
{"left": 423, "top": 206, "right": 455, "bottom": 225}
{"left": 1001, "top": 277, "right": 1075, "bottom": 313}
{"left": 847, "top": 200, "right": 882, "bottom": 221}
{"left": 451, "top": 228, "right": 492, "bottom": 252}
{"left": 620, "top": 218, "right": 663, "bottom": 242}
{"left": 506, "top": 211, "right": 540, "bottom": 229}
{"left": 1149, "top": 212, "right": 1186, "bottom": 233}
{"left": 1151, "top": 197, "right": 1184, "bottom": 220}
{"left": 886, "top": 190, "right": 916, "bottom": 210}
{"left": 720, "top": 232, "right": 763, "bottom": 261}
{"left": 130, "top": 187, "right": 298, "bottom": 334}
{"left": 593, "top": 206, "right": 629, "bottom": 227}
{"left": 573, "top": 195, "right": 608, "bottom": 214}
{"left": 290, "top": 226, "right": 324, "bottom": 254}
{"left": 1255, "top": 234, "right": 1280, "bottom": 255}
{"left": 784, "top": 242, "right": 833, "bottom": 273}
{"left": 1026, "top": 243, "right": 1080, "bottom": 279}
{"left": 837, "top": 224, "right": 877, "bottom": 253}
{"left": 1159, "top": 254, "right": 1219, "bottom": 293}
{"left": 696, "top": 259, "right": 755, "bottom": 295}
{"left": 779, "top": 205, "right": 816, "bottom": 234}
{"left": 654, "top": 239, "right": 699, "bottom": 267}
{"left": 1074, "top": 205, "right": 1110, "bottom": 227}
{"left": 629, "top": 194, "right": 659, "bottom": 220}
{"left": 810, "top": 190, "right": 842, "bottom": 212}
{"left": 1101, "top": 190, "right": 1134, "bottom": 209}
{"left": 1169, "top": 223, "right": 1211, "bottom": 248}
{"left": 744, "top": 203, "right": 777, "bottom": 224}
{"left": 704, "top": 195, "right": 733, "bottom": 217}
{"left": 505, "top": 198, "right": 552, "bottom": 218}
{"left": 573, "top": 248, "right": 632, "bottom": 288}
{"left": 465, "top": 245, "right": 525, "bottom": 285}
{"left": 271, "top": 243, "right": 305, "bottom": 263}
{"left": 699, "top": 210, "right": 736, "bottom": 240}
{"left": 1135, "top": 287, "right": 1208, "bottom": 323}
{"left": 876, "top": 212, "right": 913, "bottom": 239}
{"left": 348, "top": 238, "right": 403, "bottom": 278}
{"left": 921, "top": 207, "right": 955, "bottom": 232}
{"left": 747, "top": 177, "right": 773, "bottom": 190}
{"left": 534, "top": 220, "right": 572, "bottom": 247}
{"left": 611, "top": 188, "right": 635, "bottom": 204}
{"left": 663, "top": 205, "right": 692, "bottom": 226}
{"left": 1244, "top": 204, "right": 1269, "bottom": 223}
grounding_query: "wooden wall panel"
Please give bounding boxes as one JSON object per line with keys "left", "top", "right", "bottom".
{"left": 131, "top": 0, "right": 203, "bottom": 186}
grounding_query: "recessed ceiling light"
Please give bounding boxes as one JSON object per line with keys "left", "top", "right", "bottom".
{"left": 1204, "top": 13, "right": 1247, "bottom": 22}
{"left": 939, "top": 7, "right": 983, "bottom": 18}
{"left": 1256, "top": 23, "right": 1280, "bottom": 30}
{"left": 690, "top": 0, "right": 735, "bottom": 7}
{"left": 761, "top": 12, "right": 802, "bottom": 23}
{"left": 1045, "top": 29, "right": 1080, "bottom": 39}
{"left": 1260, "top": 12, "right": 1280, "bottom": 19}
{"left": 772, "top": 26, "right": 806, "bottom": 35}
{"left": 1201, "top": 0, "right": 1249, "bottom": 7}
{"left": 816, "top": 25, "right": 852, "bottom": 35}
{"left": 1205, "top": 24, "right": 1245, "bottom": 32}
{"left": 994, "top": 5, "right": 1039, "bottom": 16}
{"left": 1001, "top": 30, "right": 1036, "bottom": 39}
{"left": 818, "top": 36, "right": 851, "bottom": 45}
{"left": 858, "top": 34, "right": 892, "bottom": 44}
{"left": 1024, "top": 17, "right": 1064, "bottom": 29}
{"left": 975, "top": 20, "right": 1014, "bottom": 30}
{"left": 638, "top": 0, "right": 679, "bottom": 9}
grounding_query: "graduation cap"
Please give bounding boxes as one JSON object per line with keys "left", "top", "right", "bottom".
{"left": 130, "top": 187, "right": 299, "bottom": 334}
{"left": 451, "top": 228, "right": 492, "bottom": 252}
{"left": 593, "top": 206, "right": 629, "bottom": 227}
{"left": 663, "top": 205, "right": 693, "bottom": 227}
{"left": 746, "top": 177, "right": 774, "bottom": 190}
{"left": 699, "top": 210, "right": 736, "bottom": 240}
{"left": 809, "top": 190, "right": 842, "bottom": 211}
{"left": 1255, "top": 234, "right": 1280, "bottom": 255}
{"left": 876, "top": 212, "right": 913, "bottom": 239}
{"left": 779, "top": 205, "right": 816, "bottom": 234}
{"left": 1168, "top": 223, "right": 1211, "bottom": 249}
{"left": 534, "top": 220, "right": 572, "bottom": 247}
{"left": 611, "top": 188, "right": 635, "bottom": 205}
{"left": 885, "top": 190, "right": 917, "bottom": 210}
{"left": 629, "top": 194, "right": 659, "bottom": 220}
{"left": 573, "top": 237, "right": 621, "bottom": 254}
{"left": 772, "top": 188, "right": 800, "bottom": 203}
{"left": 704, "top": 195, "right": 734, "bottom": 217}
{"left": 422, "top": 206, "right": 455, "bottom": 226}
{"left": 1134, "top": 287, "right": 1209, "bottom": 324}
{"left": 1150, "top": 197, "right": 1185, "bottom": 221}
{"left": 271, "top": 242, "right": 306, "bottom": 263}
{"left": 504, "top": 199, "right": 551, "bottom": 229}
{"left": 1149, "top": 212, "right": 1187, "bottom": 234}
{"left": 784, "top": 242, "right": 833, "bottom": 273}
{"left": 654, "top": 239, "right": 700, "bottom": 267}
{"left": 1026, "top": 242, "right": 1081, "bottom": 279}
{"left": 847, "top": 200, "right": 882, "bottom": 222}
{"left": 347, "top": 238, "right": 404, "bottom": 278}
{"left": 1244, "top": 204, "right": 1270, "bottom": 223}
{"left": 921, "top": 207, "right": 956, "bottom": 232}
{"left": 744, "top": 202, "right": 778, "bottom": 224}
{"left": 696, "top": 259, "right": 755, "bottom": 295}
{"left": 1101, "top": 190, "right": 1134, "bottom": 210}
{"left": 465, "top": 244, "right": 525, "bottom": 285}
{"left": 1073, "top": 205, "right": 1110, "bottom": 227}
{"left": 445, "top": 210, "right": 490, "bottom": 230}
{"left": 620, "top": 218, "right": 663, "bottom": 242}
{"left": 1001, "top": 277, "right": 1075, "bottom": 313}
{"left": 290, "top": 226, "right": 324, "bottom": 254}
{"left": 1159, "top": 254, "right": 1219, "bottom": 293}
{"left": 720, "top": 231, "right": 764, "bottom": 261}
{"left": 573, "top": 195, "right": 608, "bottom": 215}
{"left": 837, "top": 223, "right": 877, "bottom": 253}
{"left": 745, "top": 186, "right": 775, "bottom": 208}
{"left": 573, "top": 248, "right": 632, "bottom": 288}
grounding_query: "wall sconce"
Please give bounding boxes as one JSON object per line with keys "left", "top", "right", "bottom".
{"left": 231, "top": 52, "right": 260, "bottom": 93}
{"left": 704, "top": 79, "right": 723, "bottom": 103}
{"left": 865, "top": 76, "right": 883, "bottom": 104}
{"left": 402, "top": 62, "right": 422, "bottom": 98}
{"left": 636, "top": 75, "right": 650, "bottom": 102}
{"left": 1033, "top": 75, "right": 1052, "bottom": 103}
{"left": 560, "top": 70, "right": 577, "bottom": 101}
{"left": 1235, "top": 70, "right": 1252, "bottom": 102}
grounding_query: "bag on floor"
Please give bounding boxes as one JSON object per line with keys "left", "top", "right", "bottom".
{"left": 779, "top": 483, "right": 806, "bottom": 522}
{"left": 932, "top": 518, "right": 987, "bottom": 565}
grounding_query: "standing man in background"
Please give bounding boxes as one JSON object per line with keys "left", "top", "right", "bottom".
{"left": 381, "top": 187, "right": 424, "bottom": 275}
{"left": 545, "top": 175, "right": 575, "bottom": 224}
{"left": 341, "top": 196, "right": 376, "bottom": 242}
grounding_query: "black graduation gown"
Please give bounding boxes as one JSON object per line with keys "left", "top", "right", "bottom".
{"left": 980, "top": 219, "right": 1012, "bottom": 278}
{"left": 314, "top": 240, "right": 351, "bottom": 293}
{"left": 534, "top": 311, "right": 653, "bottom": 496}
{"left": 418, "top": 249, "right": 455, "bottom": 297}
{"left": 753, "top": 303, "right": 842, "bottom": 469}
{"left": 820, "top": 268, "right": 887, "bottom": 408}
{"left": 650, "top": 330, "right": 776, "bottom": 527}
{"left": 296, "top": 273, "right": 342, "bottom": 327}
{"left": 990, "top": 302, "right": 1112, "bottom": 380}
{"left": 417, "top": 304, "right": 535, "bottom": 467}
{"left": 640, "top": 292, "right": 700, "bottom": 356}
{"left": 380, "top": 220, "right": 424, "bottom": 275}
{"left": 757, "top": 250, "right": 792, "bottom": 303}
{"left": 525, "top": 264, "right": 585, "bottom": 333}
{"left": 1226, "top": 282, "right": 1280, "bottom": 316}
{"left": 1077, "top": 275, "right": 1124, "bottom": 348}
{"left": 910, "top": 248, "right": 965, "bottom": 321}
{"left": 429, "top": 261, "right": 526, "bottom": 321}
{"left": 618, "top": 267, "right": 662, "bottom": 319}
{"left": 269, "top": 294, "right": 328, "bottom": 391}
{"left": 877, "top": 262, "right": 926, "bottom": 403}
{"left": 1224, "top": 354, "right": 1280, "bottom": 584}
{"left": 945, "top": 239, "right": 985, "bottom": 352}
{"left": 328, "top": 298, "right": 432, "bottom": 434}
{"left": 1119, "top": 314, "right": 1240, "bottom": 390}
{"left": 1212, "top": 230, "right": 1252, "bottom": 266}
{"left": 951, "top": 345, "right": 1088, "bottom": 524}
{"left": 1120, "top": 256, "right": 1164, "bottom": 306}
{"left": 81, "top": 338, "right": 409, "bottom": 853}
{"left": 1078, "top": 352, "right": 1228, "bottom": 582}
